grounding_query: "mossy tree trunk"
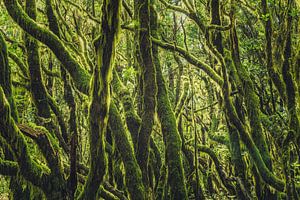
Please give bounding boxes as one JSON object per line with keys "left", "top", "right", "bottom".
{"left": 281, "top": 6, "right": 299, "bottom": 198}
{"left": 230, "top": 19, "right": 276, "bottom": 199}
{"left": 227, "top": 121, "right": 252, "bottom": 200}
{"left": 4, "top": 0, "right": 91, "bottom": 93}
{"left": 45, "top": 0, "right": 78, "bottom": 197}
{"left": 136, "top": 0, "right": 157, "bottom": 195}
{"left": 0, "top": 31, "right": 18, "bottom": 121}
{"left": 78, "top": 0, "right": 120, "bottom": 199}
{"left": 24, "top": 0, "right": 51, "bottom": 119}
{"left": 150, "top": 3, "right": 188, "bottom": 199}
{"left": 0, "top": 87, "right": 68, "bottom": 199}
{"left": 109, "top": 103, "right": 145, "bottom": 200}
{"left": 0, "top": 29, "right": 33, "bottom": 200}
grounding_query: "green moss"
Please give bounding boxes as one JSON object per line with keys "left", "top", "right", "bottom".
{"left": 175, "top": 82, "right": 189, "bottom": 119}
{"left": 155, "top": 43, "right": 188, "bottom": 199}
{"left": 78, "top": 1, "right": 121, "bottom": 199}
{"left": 109, "top": 102, "right": 145, "bottom": 200}
{"left": 135, "top": 0, "right": 158, "bottom": 193}
{"left": 4, "top": 0, "right": 91, "bottom": 94}
{"left": 282, "top": 31, "right": 300, "bottom": 143}
{"left": 0, "top": 158, "right": 18, "bottom": 176}
{"left": 112, "top": 70, "right": 141, "bottom": 148}
{"left": 150, "top": 3, "right": 188, "bottom": 198}
{"left": 25, "top": 0, "right": 51, "bottom": 119}
{"left": 0, "top": 32, "right": 18, "bottom": 121}
{"left": 222, "top": 86, "right": 297, "bottom": 192}
{"left": 152, "top": 38, "right": 223, "bottom": 86}
{"left": 0, "top": 87, "right": 48, "bottom": 188}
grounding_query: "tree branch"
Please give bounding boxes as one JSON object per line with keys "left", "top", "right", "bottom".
{"left": 152, "top": 38, "right": 223, "bottom": 85}
{"left": 4, "top": 0, "right": 91, "bottom": 94}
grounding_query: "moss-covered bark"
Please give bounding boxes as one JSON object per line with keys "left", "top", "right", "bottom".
{"left": 231, "top": 22, "right": 272, "bottom": 169}
{"left": 78, "top": 0, "right": 120, "bottom": 199}
{"left": 18, "top": 124, "right": 62, "bottom": 174}
{"left": 0, "top": 88, "right": 67, "bottom": 199}
{"left": 65, "top": 73, "right": 79, "bottom": 199}
{"left": 0, "top": 32, "right": 18, "bottom": 121}
{"left": 197, "top": 145, "right": 236, "bottom": 194}
{"left": 281, "top": 12, "right": 300, "bottom": 199}
{"left": 8, "top": 51, "right": 29, "bottom": 79}
{"left": 24, "top": 6, "right": 70, "bottom": 193}
{"left": 25, "top": 0, "right": 51, "bottom": 119}
{"left": 136, "top": 0, "right": 157, "bottom": 191}
{"left": 0, "top": 159, "right": 18, "bottom": 176}
{"left": 154, "top": 58, "right": 188, "bottom": 200}
{"left": 261, "top": 0, "right": 286, "bottom": 102}
{"left": 219, "top": 52, "right": 300, "bottom": 193}
{"left": 282, "top": 15, "right": 300, "bottom": 145}
{"left": 230, "top": 22, "right": 275, "bottom": 199}
{"left": 0, "top": 30, "right": 36, "bottom": 200}
{"left": 4, "top": 0, "right": 91, "bottom": 93}
{"left": 174, "top": 54, "right": 184, "bottom": 104}
{"left": 112, "top": 69, "right": 162, "bottom": 190}
{"left": 45, "top": 0, "right": 78, "bottom": 197}
{"left": 109, "top": 103, "right": 145, "bottom": 200}
{"left": 150, "top": 4, "right": 188, "bottom": 198}
{"left": 175, "top": 83, "right": 189, "bottom": 120}
{"left": 0, "top": 87, "right": 66, "bottom": 198}
{"left": 227, "top": 122, "right": 252, "bottom": 200}
{"left": 112, "top": 70, "right": 140, "bottom": 147}
{"left": 152, "top": 38, "right": 223, "bottom": 86}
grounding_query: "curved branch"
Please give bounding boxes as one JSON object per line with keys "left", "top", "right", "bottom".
{"left": 197, "top": 145, "right": 236, "bottom": 194}
{"left": 64, "top": 0, "right": 101, "bottom": 24}
{"left": 3, "top": 0, "right": 90, "bottom": 94}
{"left": 152, "top": 38, "right": 223, "bottom": 86}
{"left": 0, "top": 87, "right": 49, "bottom": 188}
{"left": 46, "top": 94, "right": 69, "bottom": 152}
{"left": 18, "top": 123, "right": 64, "bottom": 177}
{"left": 159, "top": 0, "right": 206, "bottom": 32}
{"left": 8, "top": 51, "right": 29, "bottom": 78}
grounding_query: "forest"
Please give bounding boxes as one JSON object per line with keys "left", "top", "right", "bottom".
{"left": 0, "top": 0, "right": 299, "bottom": 199}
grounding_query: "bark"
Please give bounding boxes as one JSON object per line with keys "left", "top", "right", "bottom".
{"left": 282, "top": 11, "right": 300, "bottom": 147}
{"left": 221, "top": 61, "right": 300, "bottom": 192}
{"left": 78, "top": 0, "right": 121, "bottom": 199}
{"left": 261, "top": 0, "right": 286, "bottom": 102}
{"left": 281, "top": 9, "right": 299, "bottom": 199}
{"left": 151, "top": 4, "right": 188, "bottom": 199}
{"left": 174, "top": 54, "right": 184, "bottom": 104}
{"left": 25, "top": 0, "right": 51, "bottom": 119}
{"left": 0, "top": 159, "right": 18, "bottom": 176}
{"left": 227, "top": 123, "right": 251, "bottom": 200}
{"left": 197, "top": 145, "right": 236, "bottom": 194}
{"left": 109, "top": 103, "right": 145, "bottom": 200}
{"left": 0, "top": 88, "right": 68, "bottom": 199}
{"left": 112, "top": 70, "right": 140, "bottom": 147}
{"left": 0, "top": 32, "right": 18, "bottom": 120}
{"left": 45, "top": 0, "right": 78, "bottom": 197}
{"left": 4, "top": 0, "right": 91, "bottom": 93}
{"left": 136, "top": 0, "right": 157, "bottom": 192}
{"left": 230, "top": 22, "right": 275, "bottom": 199}
{"left": 0, "top": 30, "right": 35, "bottom": 199}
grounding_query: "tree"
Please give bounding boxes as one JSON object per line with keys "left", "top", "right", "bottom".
{"left": 0, "top": 0, "right": 299, "bottom": 199}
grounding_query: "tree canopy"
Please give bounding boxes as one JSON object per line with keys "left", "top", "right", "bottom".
{"left": 0, "top": 0, "right": 299, "bottom": 199}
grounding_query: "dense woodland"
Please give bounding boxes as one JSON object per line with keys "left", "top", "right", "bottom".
{"left": 0, "top": 0, "right": 299, "bottom": 199}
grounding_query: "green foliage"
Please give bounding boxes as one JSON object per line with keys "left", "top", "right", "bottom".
{"left": 0, "top": 0, "right": 300, "bottom": 199}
